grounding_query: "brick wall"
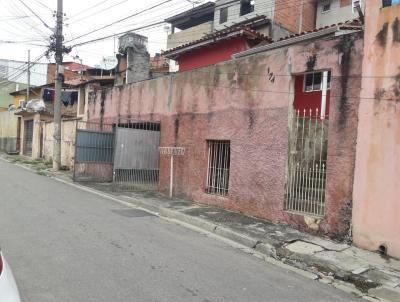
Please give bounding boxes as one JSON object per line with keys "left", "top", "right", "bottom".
{"left": 274, "top": 0, "right": 317, "bottom": 33}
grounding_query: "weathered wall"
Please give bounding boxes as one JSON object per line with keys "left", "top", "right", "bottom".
{"left": 352, "top": 1, "right": 400, "bottom": 258}
{"left": 167, "top": 22, "right": 213, "bottom": 50}
{"left": 43, "top": 119, "right": 78, "bottom": 169}
{"left": 126, "top": 48, "right": 150, "bottom": 84}
{"left": 0, "top": 111, "right": 19, "bottom": 153}
{"left": 87, "top": 33, "right": 363, "bottom": 238}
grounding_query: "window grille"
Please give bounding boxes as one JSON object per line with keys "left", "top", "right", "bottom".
{"left": 219, "top": 7, "right": 228, "bottom": 24}
{"left": 206, "top": 140, "right": 230, "bottom": 196}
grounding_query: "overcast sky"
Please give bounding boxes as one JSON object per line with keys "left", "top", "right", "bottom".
{"left": 0, "top": 0, "right": 204, "bottom": 67}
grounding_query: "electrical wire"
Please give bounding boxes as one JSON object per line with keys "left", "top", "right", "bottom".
{"left": 16, "top": 0, "right": 53, "bottom": 32}
{"left": 65, "top": 0, "right": 174, "bottom": 43}
{"left": 66, "top": 0, "right": 320, "bottom": 49}
{"left": 66, "top": 0, "right": 127, "bottom": 24}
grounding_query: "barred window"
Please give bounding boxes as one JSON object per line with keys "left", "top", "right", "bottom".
{"left": 206, "top": 140, "right": 230, "bottom": 196}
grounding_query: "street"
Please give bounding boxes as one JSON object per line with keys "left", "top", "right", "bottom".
{"left": 0, "top": 160, "right": 358, "bottom": 302}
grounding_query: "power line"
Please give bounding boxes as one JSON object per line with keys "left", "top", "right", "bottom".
{"left": 65, "top": 0, "right": 174, "bottom": 43}
{"left": 66, "top": 0, "right": 120, "bottom": 22}
{"left": 6, "top": 1, "right": 50, "bottom": 39}
{"left": 67, "top": 0, "right": 319, "bottom": 49}
{"left": 32, "top": 0, "right": 54, "bottom": 14}
{"left": 0, "top": 15, "right": 31, "bottom": 22}
{"left": 0, "top": 40, "right": 47, "bottom": 47}
{"left": 0, "top": 52, "right": 48, "bottom": 88}
{"left": 16, "top": 0, "right": 53, "bottom": 32}
{"left": 69, "top": 21, "right": 167, "bottom": 48}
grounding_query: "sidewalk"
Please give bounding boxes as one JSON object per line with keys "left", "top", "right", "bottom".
{"left": 2, "top": 153, "right": 400, "bottom": 302}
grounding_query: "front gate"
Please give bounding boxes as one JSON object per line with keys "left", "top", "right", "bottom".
{"left": 23, "top": 120, "right": 34, "bottom": 156}
{"left": 73, "top": 121, "right": 115, "bottom": 182}
{"left": 73, "top": 121, "right": 161, "bottom": 191}
{"left": 113, "top": 122, "right": 160, "bottom": 191}
{"left": 284, "top": 109, "right": 329, "bottom": 217}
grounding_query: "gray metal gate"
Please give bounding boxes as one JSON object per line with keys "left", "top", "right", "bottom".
{"left": 113, "top": 122, "right": 160, "bottom": 191}
{"left": 73, "top": 121, "right": 115, "bottom": 182}
{"left": 23, "top": 120, "right": 34, "bottom": 156}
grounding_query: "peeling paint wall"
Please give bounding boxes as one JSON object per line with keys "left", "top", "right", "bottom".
{"left": 353, "top": 1, "right": 400, "bottom": 258}
{"left": 0, "top": 111, "right": 19, "bottom": 153}
{"left": 42, "top": 119, "right": 78, "bottom": 169}
{"left": 87, "top": 33, "right": 363, "bottom": 239}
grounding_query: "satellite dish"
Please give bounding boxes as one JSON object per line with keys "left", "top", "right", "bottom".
{"left": 99, "top": 56, "right": 118, "bottom": 70}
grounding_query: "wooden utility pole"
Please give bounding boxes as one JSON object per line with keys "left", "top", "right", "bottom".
{"left": 26, "top": 49, "right": 30, "bottom": 103}
{"left": 53, "top": 0, "right": 63, "bottom": 170}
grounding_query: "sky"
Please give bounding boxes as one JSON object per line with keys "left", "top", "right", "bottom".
{"left": 0, "top": 0, "right": 204, "bottom": 67}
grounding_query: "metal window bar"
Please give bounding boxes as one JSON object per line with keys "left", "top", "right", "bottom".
{"left": 206, "top": 140, "right": 230, "bottom": 196}
{"left": 284, "top": 109, "right": 329, "bottom": 217}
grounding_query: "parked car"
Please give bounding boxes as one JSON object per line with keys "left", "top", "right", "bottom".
{"left": 0, "top": 249, "right": 21, "bottom": 302}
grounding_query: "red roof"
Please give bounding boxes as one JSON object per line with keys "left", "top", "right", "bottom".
{"left": 276, "top": 19, "right": 362, "bottom": 42}
{"left": 165, "top": 19, "right": 363, "bottom": 60}
{"left": 163, "top": 26, "right": 271, "bottom": 59}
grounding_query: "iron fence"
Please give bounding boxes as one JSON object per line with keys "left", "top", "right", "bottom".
{"left": 284, "top": 109, "right": 329, "bottom": 217}
{"left": 73, "top": 121, "right": 115, "bottom": 182}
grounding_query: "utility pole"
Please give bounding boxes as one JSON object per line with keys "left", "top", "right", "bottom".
{"left": 53, "top": 0, "right": 63, "bottom": 170}
{"left": 26, "top": 49, "right": 30, "bottom": 103}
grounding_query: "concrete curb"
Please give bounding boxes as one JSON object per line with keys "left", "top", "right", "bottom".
{"left": 0, "top": 155, "right": 398, "bottom": 302}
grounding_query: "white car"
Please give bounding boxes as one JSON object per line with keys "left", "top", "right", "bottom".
{"left": 0, "top": 250, "right": 21, "bottom": 302}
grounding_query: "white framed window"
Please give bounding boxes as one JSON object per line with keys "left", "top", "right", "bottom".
{"left": 352, "top": 0, "right": 362, "bottom": 12}
{"left": 322, "top": 1, "right": 331, "bottom": 12}
{"left": 303, "top": 71, "right": 331, "bottom": 92}
{"left": 206, "top": 140, "right": 230, "bottom": 196}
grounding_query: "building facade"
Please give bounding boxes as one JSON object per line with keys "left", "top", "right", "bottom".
{"left": 85, "top": 25, "right": 363, "bottom": 239}
{"left": 316, "top": 0, "right": 363, "bottom": 28}
{"left": 352, "top": 0, "right": 400, "bottom": 258}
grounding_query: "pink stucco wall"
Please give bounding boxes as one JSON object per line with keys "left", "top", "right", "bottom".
{"left": 87, "top": 33, "right": 363, "bottom": 238}
{"left": 352, "top": 1, "right": 400, "bottom": 258}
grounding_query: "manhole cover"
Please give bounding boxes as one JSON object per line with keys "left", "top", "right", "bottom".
{"left": 111, "top": 209, "right": 156, "bottom": 218}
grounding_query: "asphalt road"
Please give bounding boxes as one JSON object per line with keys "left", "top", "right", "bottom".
{"left": 0, "top": 159, "right": 359, "bottom": 302}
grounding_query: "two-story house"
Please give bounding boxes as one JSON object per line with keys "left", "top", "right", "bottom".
{"left": 164, "top": 0, "right": 318, "bottom": 72}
